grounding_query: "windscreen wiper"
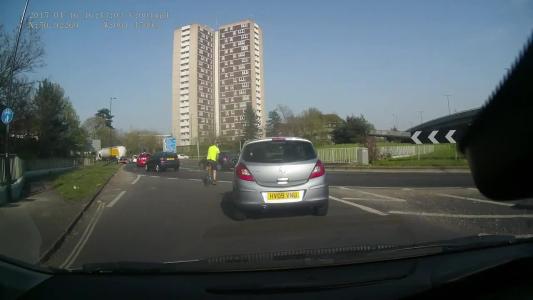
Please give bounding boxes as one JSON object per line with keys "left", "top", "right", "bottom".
{"left": 71, "top": 234, "right": 533, "bottom": 273}
{"left": 76, "top": 259, "right": 209, "bottom": 274}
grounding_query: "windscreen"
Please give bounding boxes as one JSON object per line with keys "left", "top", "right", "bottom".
{"left": 0, "top": 0, "right": 531, "bottom": 275}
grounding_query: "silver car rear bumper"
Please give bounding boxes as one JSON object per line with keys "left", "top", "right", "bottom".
{"left": 233, "top": 176, "right": 329, "bottom": 211}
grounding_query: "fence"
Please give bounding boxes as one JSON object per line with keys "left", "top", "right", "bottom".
{"left": 25, "top": 158, "right": 79, "bottom": 171}
{"left": 317, "top": 147, "right": 360, "bottom": 164}
{"left": 377, "top": 145, "right": 435, "bottom": 159}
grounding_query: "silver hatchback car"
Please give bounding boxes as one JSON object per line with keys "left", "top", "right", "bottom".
{"left": 232, "top": 137, "right": 329, "bottom": 217}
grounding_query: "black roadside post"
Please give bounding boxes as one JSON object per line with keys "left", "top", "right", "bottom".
{"left": 4, "top": 123, "right": 11, "bottom": 202}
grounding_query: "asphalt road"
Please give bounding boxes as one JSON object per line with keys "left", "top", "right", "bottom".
{"left": 45, "top": 163, "right": 533, "bottom": 269}
{"left": 177, "top": 159, "right": 476, "bottom": 188}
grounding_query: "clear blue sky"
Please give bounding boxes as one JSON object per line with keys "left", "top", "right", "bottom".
{"left": 1, "top": 0, "right": 532, "bottom": 132}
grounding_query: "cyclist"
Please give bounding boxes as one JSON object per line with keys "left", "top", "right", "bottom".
{"left": 206, "top": 140, "right": 220, "bottom": 185}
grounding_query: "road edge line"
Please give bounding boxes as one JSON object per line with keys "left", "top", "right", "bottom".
{"left": 38, "top": 166, "right": 121, "bottom": 264}
{"left": 59, "top": 201, "right": 105, "bottom": 269}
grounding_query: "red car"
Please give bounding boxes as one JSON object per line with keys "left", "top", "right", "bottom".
{"left": 136, "top": 152, "right": 151, "bottom": 168}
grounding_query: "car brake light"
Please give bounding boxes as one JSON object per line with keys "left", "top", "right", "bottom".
{"left": 309, "top": 160, "right": 325, "bottom": 179}
{"left": 235, "top": 163, "right": 254, "bottom": 181}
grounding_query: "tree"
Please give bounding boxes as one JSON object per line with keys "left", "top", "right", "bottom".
{"left": 0, "top": 24, "right": 44, "bottom": 107}
{"left": 0, "top": 25, "right": 44, "bottom": 157}
{"left": 82, "top": 116, "right": 107, "bottom": 139}
{"left": 33, "top": 80, "right": 84, "bottom": 157}
{"left": 266, "top": 110, "right": 282, "bottom": 136}
{"left": 120, "top": 130, "right": 162, "bottom": 154}
{"left": 63, "top": 100, "right": 88, "bottom": 154}
{"left": 276, "top": 104, "right": 294, "bottom": 122}
{"left": 332, "top": 115, "right": 375, "bottom": 144}
{"left": 243, "top": 103, "right": 260, "bottom": 140}
{"left": 96, "top": 108, "right": 114, "bottom": 129}
{"left": 298, "top": 108, "right": 326, "bottom": 143}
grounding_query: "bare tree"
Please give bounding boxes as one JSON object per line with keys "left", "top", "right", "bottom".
{"left": 0, "top": 24, "right": 45, "bottom": 105}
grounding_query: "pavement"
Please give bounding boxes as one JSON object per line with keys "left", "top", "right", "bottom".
{"left": 36, "top": 161, "right": 533, "bottom": 270}
{"left": 0, "top": 183, "right": 85, "bottom": 264}
{"left": 0, "top": 170, "right": 119, "bottom": 264}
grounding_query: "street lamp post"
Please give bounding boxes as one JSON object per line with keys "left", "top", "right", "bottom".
{"left": 444, "top": 94, "right": 452, "bottom": 115}
{"left": 109, "top": 97, "right": 117, "bottom": 147}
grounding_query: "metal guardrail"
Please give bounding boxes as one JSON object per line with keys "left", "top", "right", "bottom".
{"left": 25, "top": 158, "right": 78, "bottom": 171}
{"left": 317, "top": 148, "right": 360, "bottom": 163}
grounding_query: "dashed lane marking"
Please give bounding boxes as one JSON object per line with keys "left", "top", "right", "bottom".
{"left": 131, "top": 174, "right": 142, "bottom": 185}
{"left": 106, "top": 191, "right": 126, "bottom": 208}
{"left": 389, "top": 211, "right": 533, "bottom": 219}
{"left": 342, "top": 197, "right": 404, "bottom": 202}
{"left": 339, "top": 187, "right": 406, "bottom": 202}
{"left": 329, "top": 196, "right": 388, "bottom": 216}
{"left": 436, "top": 193, "right": 515, "bottom": 207}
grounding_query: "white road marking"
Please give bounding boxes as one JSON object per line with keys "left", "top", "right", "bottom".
{"left": 106, "top": 191, "right": 126, "bottom": 208}
{"left": 131, "top": 174, "right": 142, "bottom": 185}
{"left": 219, "top": 180, "right": 232, "bottom": 183}
{"left": 150, "top": 175, "right": 159, "bottom": 178}
{"left": 402, "top": 188, "right": 413, "bottom": 191}
{"left": 342, "top": 197, "right": 403, "bottom": 202}
{"left": 339, "top": 186, "right": 406, "bottom": 202}
{"left": 167, "top": 177, "right": 179, "bottom": 180}
{"left": 188, "top": 178, "right": 202, "bottom": 182}
{"left": 181, "top": 168, "right": 203, "bottom": 172}
{"left": 436, "top": 193, "right": 514, "bottom": 207}
{"left": 389, "top": 210, "right": 533, "bottom": 219}
{"left": 60, "top": 201, "right": 105, "bottom": 269}
{"left": 329, "top": 196, "right": 388, "bottom": 216}
{"left": 331, "top": 186, "right": 467, "bottom": 190}
{"left": 467, "top": 188, "right": 478, "bottom": 191}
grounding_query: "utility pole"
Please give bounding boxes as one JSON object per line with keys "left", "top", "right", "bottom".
{"left": 196, "top": 137, "right": 200, "bottom": 160}
{"left": 109, "top": 97, "right": 117, "bottom": 147}
{"left": 444, "top": 94, "right": 452, "bottom": 115}
{"left": 392, "top": 114, "right": 399, "bottom": 129}
{"left": 417, "top": 111, "right": 423, "bottom": 124}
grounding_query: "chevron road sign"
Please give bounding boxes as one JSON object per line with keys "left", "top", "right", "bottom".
{"left": 411, "top": 130, "right": 458, "bottom": 144}
{"left": 411, "top": 131, "right": 422, "bottom": 144}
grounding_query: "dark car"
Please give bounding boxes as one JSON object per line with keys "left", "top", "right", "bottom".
{"left": 218, "top": 152, "right": 239, "bottom": 170}
{"left": 145, "top": 152, "right": 180, "bottom": 172}
{"left": 118, "top": 156, "right": 129, "bottom": 164}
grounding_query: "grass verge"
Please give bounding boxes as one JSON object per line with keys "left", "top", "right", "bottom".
{"left": 53, "top": 162, "right": 120, "bottom": 201}
{"left": 371, "top": 159, "right": 469, "bottom": 167}
{"left": 372, "top": 144, "right": 468, "bottom": 167}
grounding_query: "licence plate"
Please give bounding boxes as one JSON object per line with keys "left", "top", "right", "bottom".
{"left": 267, "top": 191, "right": 300, "bottom": 200}
{"left": 167, "top": 157, "right": 175, "bottom": 160}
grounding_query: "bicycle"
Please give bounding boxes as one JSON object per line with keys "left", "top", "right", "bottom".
{"left": 203, "top": 162, "right": 215, "bottom": 186}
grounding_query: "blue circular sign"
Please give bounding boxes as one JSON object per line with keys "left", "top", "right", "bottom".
{"left": 1, "top": 108, "right": 14, "bottom": 125}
